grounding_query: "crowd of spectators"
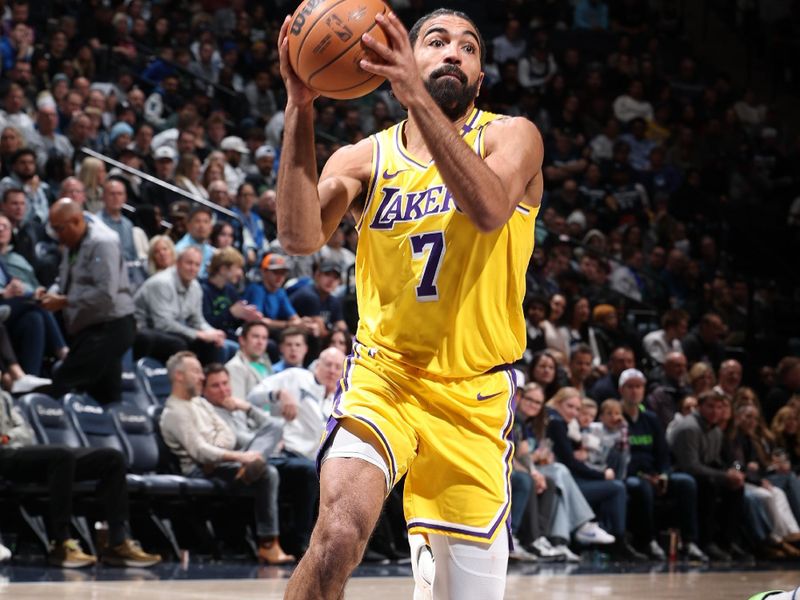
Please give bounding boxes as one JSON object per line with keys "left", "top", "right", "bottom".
{"left": 0, "top": 0, "right": 799, "bottom": 567}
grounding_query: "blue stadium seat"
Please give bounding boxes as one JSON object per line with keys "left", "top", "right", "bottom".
{"left": 64, "top": 394, "right": 129, "bottom": 456}
{"left": 136, "top": 358, "right": 171, "bottom": 405}
{"left": 20, "top": 393, "right": 83, "bottom": 447}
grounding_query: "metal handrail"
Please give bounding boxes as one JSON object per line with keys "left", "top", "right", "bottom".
{"left": 81, "top": 147, "right": 242, "bottom": 221}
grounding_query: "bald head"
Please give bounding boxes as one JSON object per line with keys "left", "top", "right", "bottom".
{"left": 315, "top": 347, "right": 346, "bottom": 393}
{"left": 49, "top": 198, "right": 86, "bottom": 248}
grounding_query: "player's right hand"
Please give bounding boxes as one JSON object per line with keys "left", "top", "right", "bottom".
{"left": 278, "top": 15, "right": 319, "bottom": 106}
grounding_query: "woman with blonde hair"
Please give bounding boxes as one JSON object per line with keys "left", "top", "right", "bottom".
{"left": 688, "top": 362, "right": 716, "bottom": 396}
{"left": 546, "top": 386, "right": 640, "bottom": 559}
{"left": 147, "top": 235, "right": 176, "bottom": 275}
{"left": 175, "top": 153, "right": 208, "bottom": 201}
{"left": 77, "top": 156, "right": 106, "bottom": 213}
{"left": 772, "top": 406, "right": 800, "bottom": 473}
{"left": 201, "top": 160, "right": 225, "bottom": 191}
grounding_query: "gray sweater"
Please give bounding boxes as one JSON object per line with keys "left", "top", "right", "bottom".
{"left": 133, "top": 266, "right": 211, "bottom": 340}
{"left": 669, "top": 412, "right": 727, "bottom": 485}
{"left": 57, "top": 220, "right": 134, "bottom": 334}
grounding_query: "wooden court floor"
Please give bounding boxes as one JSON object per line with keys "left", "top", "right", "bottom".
{"left": 3, "top": 570, "right": 800, "bottom": 599}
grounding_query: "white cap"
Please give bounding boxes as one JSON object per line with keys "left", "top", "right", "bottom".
{"left": 255, "top": 144, "right": 276, "bottom": 160}
{"left": 153, "top": 145, "right": 176, "bottom": 161}
{"left": 618, "top": 368, "right": 646, "bottom": 389}
{"left": 220, "top": 136, "right": 249, "bottom": 154}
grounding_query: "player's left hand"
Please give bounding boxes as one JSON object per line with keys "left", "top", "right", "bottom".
{"left": 360, "top": 12, "right": 424, "bottom": 108}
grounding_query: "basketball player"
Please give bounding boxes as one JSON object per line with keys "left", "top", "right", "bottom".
{"left": 277, "top": 8, "right": 543, "bottom": 599}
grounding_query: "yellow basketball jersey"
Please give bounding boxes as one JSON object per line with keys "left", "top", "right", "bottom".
{"left": 354, "top": 108, "right": 540, "bottom": 378}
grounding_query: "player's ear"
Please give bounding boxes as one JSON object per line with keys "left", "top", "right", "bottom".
{"left": 476, "top": 71, "right": 484, "bottom": 97}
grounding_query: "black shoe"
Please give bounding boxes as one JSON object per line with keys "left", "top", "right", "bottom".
{"left": 727, "top": 542, "right": 754, "bottom": 562}
{"left": 703, "top": 542, "right": 732, "bottom": 561}
{"left": 610, "top": 540, "right": 648, "bottom": 561}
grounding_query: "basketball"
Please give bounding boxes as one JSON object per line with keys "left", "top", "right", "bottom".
{"left": 287, "top": 0, "right": 390, "bottom": 100}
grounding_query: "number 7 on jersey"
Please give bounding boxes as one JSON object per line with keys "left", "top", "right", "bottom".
{"left": 410, "top": 231, "right": 445, "bottom": 302}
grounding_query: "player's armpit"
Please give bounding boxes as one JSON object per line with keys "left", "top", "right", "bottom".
{"left": 483, "top": 117, "right": 544, "bottom": 211}
{"left": 317, "top": 138, "right": 374, "bottom": 243}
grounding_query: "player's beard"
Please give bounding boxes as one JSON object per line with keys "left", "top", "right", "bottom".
{"left": 425, "top": 65, "right": 479, "bottom": 121}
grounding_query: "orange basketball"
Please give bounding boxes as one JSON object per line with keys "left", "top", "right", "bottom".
{"left": 287, "top": 0, "right": 390, "bottom": 100}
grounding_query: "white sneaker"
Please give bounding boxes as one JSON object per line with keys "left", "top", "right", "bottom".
{"left": 0, "top": 543, "right": 10, "bottom": 562}
{"left": 531, "top": 536, "right": 564, "bottom": 561}
{"left": 552, "top": 544, "right": 582, "bottom": 562}
{"left": 574, "top": 521, "right": 615, "bottom": 545}
{"left": 683, "top": 541, "right": 709, "bottom": 562}
{"left": 11, "top": 374, "right": 52, "bottom": 394}
{"left": 649, "top": 539, "right": 666, "bottom": 560}
{"left": 509, "top": 536, "right": 538, "bottom": 562}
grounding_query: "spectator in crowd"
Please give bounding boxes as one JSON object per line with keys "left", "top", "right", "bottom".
{"left": 134, "top": 245, "right": 226, "bottom": 365}
{"left": 76, "top": 156, "right": 106, "bottom": 213}
{"left": 0, "top": 187, "right": 58, "bottom": 285}
{"left": 646, "top": 351, "right": 691, "bottom": 427}
{"left": 765, "top": 357, "right": 800, "bottom": 425}
{"left": 97, "top": 179, "right": 145, "bottom": 265}
{"left": 682, "top": 312, "right": 726, "bottom": 371}
{"left": 643, "top": 309, "right": 688, "bottom": 365}
{"left": 528, "top": 350, "right": 562, "bottom": 399}
{"left": 206, "top": 180, "right": 245, "bottom": 252}
{"left": 29, "top": 97, "right": 73, "bottom": 171}
{"left": 273, "top": 327, "right": 309, "bottom": 373}
{"left": 574, "top": 0, "right": 610, "bottom": 31}
{"left": 244, "top": 253, "right": 301, "bottom": 334}
{"left": 174, "top": 205, "right": 215, "bottom": 278}
{"left": 140, "top": 145, "right": 180, "bottom": 213}
{"left": 589, "top": 345, "right": 636, "bottom": 402}
{"left": 669, "top": 389, "right": 749, "bottom": 560}
{"left": 232, "top": 181, "right": 262, "bottom": 260}
{"left": 543, "top": 292, "right": 570, "bottom": 357}
{"left": 718, "top": 359, "right": 744, "bottom": 398}
{"left": 522, "top": 295, "right": 549, "bottom": 364}
{"left": 41, "top": 200, "right": 135, "bottom": 404}
{"left": 0, "top": 391, "right": 161, "bottom": 567}
{"left": 220, "top": 135, "right": 248, "bottom": 195}
{"left": 0, "top": 148, "right": 52, "bottom": 223}
{"left": 174, "top": 153, "right": 208, "bottom": 201}
{"left": 618, "top": 368, "right": 707, "bottom": 561}
{"left": 316, "top": 223, "right": 355, "bottom": 277}
{"left": 567, "top": 344, "right": 595, "bottom": 395}
{"left": 546, "top": 386, "right": 640, "bottom": 559}
{"left": 248, "top": 347, "right": 345, "bottom": 555}
{"left": 772, "top": 407, "right": 800, "bottom": 471}
{"left": 730, "top": 402, "right": 800, "bottom": 558}
{"left": 200, "top": 246, "right": 261, "bottom": 352}
{"left": 246, "top": 144, "right": 277, "bottom": 193}
{"left": 226, "top": 321, "right": 273, "bottom": 400}
{"left": 146, "top": 234, "right": 176, "bottom": 275}
{"left": 289, "top": 260, "right": 347, "bottom": 341}
{"left": 515, "top": 382, "right": 614, "bottom": 562}
{"left": 492, "top": 17, "right": 526, "bottom": 64}
{"left": 159, "top": 351, "right": 294, "bottom": 564}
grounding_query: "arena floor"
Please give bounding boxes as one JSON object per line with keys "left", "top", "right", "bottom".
{"left": 1, "top": 561, "right": 799, "bottom": 599}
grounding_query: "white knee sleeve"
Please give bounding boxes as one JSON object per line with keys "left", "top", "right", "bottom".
{"left": 422, "top": 528, "right": 508, "bottom": 600}
{"left": 410, "top": 533, "right": 434, "bottom": 600}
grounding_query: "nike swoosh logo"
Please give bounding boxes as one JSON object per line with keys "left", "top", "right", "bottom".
{"left": 476, "top": 391, "right": 504, "bottom": 401}
{"left": 382, "top": 168, "right": 408, "bottom": 179}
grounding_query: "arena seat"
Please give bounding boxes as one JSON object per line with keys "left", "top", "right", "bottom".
{"left": 64, "top": 394, "right": 130, "bottom": 456}
{"left": 136, "top": 358, "right": 171, "bottom": 405}
{"left": 20, "top": 393, "right": 83, "bottom": 448}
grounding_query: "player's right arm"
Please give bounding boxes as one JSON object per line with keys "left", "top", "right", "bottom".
{"left": 276, "top": 16, "right": 371, "bottom": 256}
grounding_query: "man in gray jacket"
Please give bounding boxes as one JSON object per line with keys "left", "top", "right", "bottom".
{"left": 40, "top": 199, "right": 136, "bottom": 405}
{"left": 133, "top": 245, "right": 226, "bottom": 365}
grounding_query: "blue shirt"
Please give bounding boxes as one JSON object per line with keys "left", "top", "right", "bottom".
{"left": 234, "top": 207, "right": 267, "bottom": 252}
{"left": 175, "top": 234, "right": 215, "bottom": 278}
{"left": 243, "top": 282, "right": 296, "bottom": 321}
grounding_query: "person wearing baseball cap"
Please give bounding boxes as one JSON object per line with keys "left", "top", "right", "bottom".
{"left": 242, "top": 253, "right": 301, "bottom": 332}
{"left": 246, "top": 144, "right": 277, "bottom": 191}
{"left": 619, "top": 367, "right": 707, "bottom": 562}
{"left": 288, "top": 260, "right": 348, "bottom": 339}
{"left": 221, "top": 136, "right": 249, "bottom": 195}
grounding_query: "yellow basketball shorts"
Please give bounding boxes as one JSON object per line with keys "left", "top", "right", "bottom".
{"left": 318, "top": 339, "right": 517, "bottom": 545}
